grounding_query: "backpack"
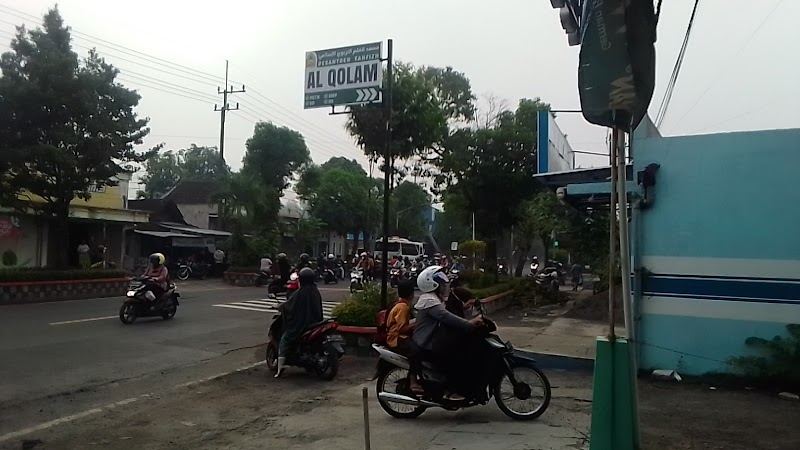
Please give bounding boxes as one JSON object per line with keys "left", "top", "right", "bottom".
{"left": 374, "top": 300, "right": 401, "bottom": 345}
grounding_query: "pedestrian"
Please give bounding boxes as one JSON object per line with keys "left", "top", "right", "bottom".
{"left": 570, "top": 262, "right": 583, "bottom": 291}
{"left": 77, "top": 241, "right": 91, "bottom": 269}
{"left": 213, "top": 247, "right": 226, "bottom": 276}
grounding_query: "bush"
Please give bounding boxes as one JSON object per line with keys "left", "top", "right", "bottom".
{"left": 729, "top": 324, "right": 800, "bottom": 392}
{"left": 332, "top": 282, "right": 398, "bottom": 326}
{"left": 511, "top": 277, "right": 568, "bottom": 307}
{"left": 0, "top": 268, "right": 129, "bottom": 283}
{"left": 2, "top": 250, "right": 17, "bottom": 267}
{"left": 458, "top": 269, "right": 499, "bottom": 290}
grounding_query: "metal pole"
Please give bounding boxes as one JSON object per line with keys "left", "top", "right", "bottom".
{"left": 379, "top": 39, "right": 393, "bottom": 309}
{"left": 362, "top": 387, "right": 371, "bottom": 450}
{"left": 617, "top": 130, "right": 633, "bottom": 339}
{"left": 471, "top": 213, "right": 475, "bottom": 240}
{"left": 219, "top": 60, "right": 228, "bottom": 166}
{"left": 607, "top": 128, "right": 618, "bottom": 340}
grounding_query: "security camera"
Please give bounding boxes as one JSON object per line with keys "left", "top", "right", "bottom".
{"left": 556, "top": 187, "right": 567, "bottom": 200}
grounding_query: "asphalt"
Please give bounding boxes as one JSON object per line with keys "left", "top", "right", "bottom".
{"left": 0, "top": 279, "right": 351, "bottom": 436}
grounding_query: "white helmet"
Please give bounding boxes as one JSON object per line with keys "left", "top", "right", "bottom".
{"left": 417, "top": 265, "right": 448, "bottom": 293}
{"left": 328, "top": 253, "right": 334, "bottom": 259}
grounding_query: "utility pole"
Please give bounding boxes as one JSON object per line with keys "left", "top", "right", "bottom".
{"left": 214, "top": 60, "right": 245, "bottom": 168}
{"left": 379, "top": 39, "right": 393, "bottom": 309}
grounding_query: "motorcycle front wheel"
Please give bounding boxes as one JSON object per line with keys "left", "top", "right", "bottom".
{"left": 119, "top": 302, "right": 137, "bottom": 324}
{"left": 177, "top": 269, "right": 190, "bottom": 281}
{"left": 376, "top": 367, "right": 427, "bottom": 419}
{"left": 493, "top": 364, "right": 551, "bottom": 421}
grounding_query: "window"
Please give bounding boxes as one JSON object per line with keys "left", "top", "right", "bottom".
{"left": 401, "top": 244, "right": 420, "bottom": 256}
{"left": 375, "top": 242, "right": 400, "bottom": 252}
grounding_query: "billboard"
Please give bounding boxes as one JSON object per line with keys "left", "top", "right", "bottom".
{"left": 537, "top": 111, "right": 575, "bottom": 173}
{"left": 304, "top": 42, "right": 383, "bottom": 109}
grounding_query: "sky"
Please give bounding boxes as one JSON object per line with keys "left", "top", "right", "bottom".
{"left": 1, "top": 0, "right": 798, "bottom": 197}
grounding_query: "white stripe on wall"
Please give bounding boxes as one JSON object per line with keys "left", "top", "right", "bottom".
{"left": 641, "top": 295, "right": 800, "bottom": 323}
{"left": 642, "top": 256, "right": 800, "bottom": 280}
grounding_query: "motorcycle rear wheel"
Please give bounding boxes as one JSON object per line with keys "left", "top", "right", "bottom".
{"left": 316, "top": 342, "right": 339, "bottom": 381}
{"left": 494, "top": 364, "right": 551, "bottom": 421}
{"left": 376, "top": 367, "right": 426, "bottom": 419}
{"left": 265, "top": 342, "right": 278, "bottom": 372}
{"left": 161, "top": 299, "right": 177, "bottom": 320}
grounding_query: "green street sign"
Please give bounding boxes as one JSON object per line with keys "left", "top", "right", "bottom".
{"left": 304, "top": 42, "right": 383, "bottom": 109}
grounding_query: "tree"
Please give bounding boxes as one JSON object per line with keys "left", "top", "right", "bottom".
{"left": 345, "top": 63, "right": 475, "bottom": 186}
{"left": 515, "top": 192, "right": 571, "bottom": 276}
{"left": 391, "top": 181, "right": 431, "bottom": 239}
{"left": 0, "top": 8, "right": 155, "bottom": 267}
{"left": 242, "top": 121, "right": 310, "bottom": 191}
{"left": 297, "top": 156, "right": 381, "bottom": 255}
{"left": 138, "top": 145, "right": 227, "bottom": 198}
{"left": 435, "top": 98, "right": 551, "bottom": 243}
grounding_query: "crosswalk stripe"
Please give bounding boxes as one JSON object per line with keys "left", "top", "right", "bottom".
{"left": 213, "top": 299, "right": 340, "bottom": 318}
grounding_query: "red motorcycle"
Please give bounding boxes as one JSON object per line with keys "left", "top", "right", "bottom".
{"left": 286, "top": 271, "right": 300, "bottom": 298}
{"left": 265, "top": 315, "right": 345, "bottom": 380}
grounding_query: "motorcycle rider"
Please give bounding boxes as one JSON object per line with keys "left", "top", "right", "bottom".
{"left": 294, "top": 252, "right": 311, "bottom": 272}
{"left": 275, "top": 267, "right": 323, "bottom": 378}
{"left": 413, "top": 265, "right": 483, "bottom": 401}
{"left": 260, "top": 253, "right": 273, "bottom": 277}
{"left": 386, "top": 279, "right": 423, "bottom": 395}
{"left": 269, "top": 253, "right": 292, "bottom": 298}
{"left": 143, "top": 252, "right": 169, "bottom": 302}
{"left": 450, "top": 256, "right": 465, "bottom": 272}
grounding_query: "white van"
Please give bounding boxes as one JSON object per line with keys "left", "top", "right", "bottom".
{"left": 375, "top": 236, "right": 424, "bottom": 262}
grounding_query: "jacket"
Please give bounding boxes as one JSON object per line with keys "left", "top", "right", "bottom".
{"left": 411, "top": 293, "right": 471, "bottom": 351}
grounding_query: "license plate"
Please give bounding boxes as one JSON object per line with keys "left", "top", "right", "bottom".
{"left": 325, "top": 335, "right": 345, "bottom": 343}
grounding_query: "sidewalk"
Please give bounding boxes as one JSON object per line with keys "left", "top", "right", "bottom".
{"left": 499, "top": 317, "right": 624, "bottom": 361}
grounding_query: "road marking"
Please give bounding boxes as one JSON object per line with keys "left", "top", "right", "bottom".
{"left": 49, "top": 316, "right": 117, "bottom": 326}
{"left": 0, "top": 361, "right": 266, "bottom": 443}
{"left": 214, "top": 299, "right": 339, "bottom": 318}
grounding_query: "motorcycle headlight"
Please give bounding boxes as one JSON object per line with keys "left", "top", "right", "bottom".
{"left": 126, "top": 291, "right": 136, "bottom": 297}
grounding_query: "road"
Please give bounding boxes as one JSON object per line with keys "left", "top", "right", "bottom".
{"left": 0, "top": 280, "right": 351, "bottom": 438}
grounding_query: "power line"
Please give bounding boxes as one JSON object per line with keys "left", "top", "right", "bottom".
{"left": 670, "top": 0, "right": 785, "bottom": 130}
{"left": 654, "top": 0, "right": 701, "bottom": 128}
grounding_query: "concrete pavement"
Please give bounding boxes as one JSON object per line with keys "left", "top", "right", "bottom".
{"left": 0, "top": 280, "right": 351, "bottom": 436}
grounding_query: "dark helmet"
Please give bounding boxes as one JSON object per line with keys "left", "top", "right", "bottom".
{"left": 298, "top": 267, "right": 316, "bottom": 286}
{"left": 299, "top": 253, "right": 310, "bottom": 263}
{"left": 277, "top": 252, "right": 287, "bottom": 260}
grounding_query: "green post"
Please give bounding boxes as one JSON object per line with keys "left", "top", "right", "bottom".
{"left": 590, "top": 337, "right": 639, "bottom": 450}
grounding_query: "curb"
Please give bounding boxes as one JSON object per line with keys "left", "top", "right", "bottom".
{"left": 516, "top": 349, "right": 595, "bottom": 372}
{"left": 0, "top": 277, "right": 130, "bottom": 287}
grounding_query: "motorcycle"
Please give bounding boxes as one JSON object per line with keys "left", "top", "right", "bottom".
{"left": 322, "top": 267, "right": 338, "bottom": 284}
{"left": 255, "top": 271, "right": 272, "bottom": 287}
{"left": 497, "top": 263, "right": 508, "bottom": 275}
{"left": 265, "top": 315, "right": 345, "bottom": 380}
{"left": 408, "top": 266, "right": 419, "bottom": 288}
{"left": 372, "top": 301, "right": 551, "bottom": 421}
{"left": 335, "top": 261, "right": 345, "bottom": 280}
{"left": 448, "top": 268, "right": 461, "bottom": 288}
{"left": 533, "top": 269, "right": 560, "bottom": 292}
{"left": 286, "top": 271, "right": 300, "bottom": 298}
{"left": 177, "top": 260, "right": 208, "bottom": 281}
{"left": 350, "top": 269, "right": 365, "bottom": 293}
{"left": 119, "top": 277, "right": 180, "bottom": 324}
{"left": 389, "top": 267, "right": 403, "bottom": 288}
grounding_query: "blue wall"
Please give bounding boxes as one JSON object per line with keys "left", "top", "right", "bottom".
{"left": 634, "top": 128, "right": 800, "bottom": 374}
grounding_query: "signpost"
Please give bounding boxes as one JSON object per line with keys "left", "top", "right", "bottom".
{"left": 304, "top": 42, "right": 383, "bottom": 109}
{"left": 303, "top": 39, "right": 393, "bottom": 309}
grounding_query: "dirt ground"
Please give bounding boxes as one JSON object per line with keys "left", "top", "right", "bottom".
{"left": 639, "top": 378, "right": 800, "bottom": 450}
{"left": 4, "top": 350, "right": 797, "bottom": 450}
{"left": 564, "top": 289, "right": 624, "bottom": 323}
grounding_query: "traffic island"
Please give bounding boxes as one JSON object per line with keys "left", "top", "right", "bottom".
{"left": 222, "top": 269, "right": 259, "bottom": 286}
{"left": 0, "top": 270, "right": 129, "bottom": 304}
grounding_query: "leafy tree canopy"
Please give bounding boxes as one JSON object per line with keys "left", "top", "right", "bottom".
{"left": 390, "top": 181, "right": 431, "bottom": 239}
{"left": 0, "top": 7, "right": 155, "bottom": 266}
{"left": 242, "top": 121, "right": 310, "bottom": 192}
{"left": 138, "top": 144, "right": 227, "bottom": 199}
{"left": 346, "top": 63, "right": 475, "bottom": 163}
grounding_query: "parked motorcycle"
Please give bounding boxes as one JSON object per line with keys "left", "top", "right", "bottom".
{"left": 119, "top": 277, "right": 180, "bottom": 324}
{"left": 265, "top": 315, "right": 345, "bottom": 380}
{"left": 177, "top": 260, "right": 208, "bottom": 281}
{"left": 350, "top": 269, "right": 365, "bottom": 293}
{"left": 372, "top": 301, "right": 551, "bottom": 421}
{"left": 532, "top": 269, "right": 560, "bottom": 292}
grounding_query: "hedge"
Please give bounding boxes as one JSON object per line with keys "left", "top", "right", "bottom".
{"left": 0, "top": 268, "right": 129, "bottom": 283}
{"left": 332, "top": 283, "right": 398, "bottom": 327}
